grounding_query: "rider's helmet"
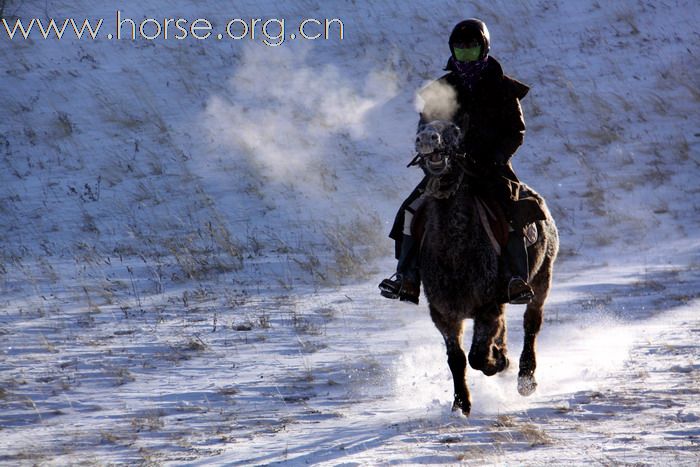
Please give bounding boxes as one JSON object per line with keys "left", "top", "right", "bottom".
{"left": 448, "top": 18, "right": 490, "bottom": 62}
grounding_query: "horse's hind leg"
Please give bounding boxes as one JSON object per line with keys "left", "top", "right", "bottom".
{"left": 430, "top": 306, "right": 470, "bottom": 415}
{"left": 518, "top": 258, "right": 553, "bottom": 396}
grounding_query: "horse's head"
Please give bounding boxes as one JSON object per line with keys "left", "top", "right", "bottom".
{"left": 415, "top": 120, "right": 462, "bottom": 177}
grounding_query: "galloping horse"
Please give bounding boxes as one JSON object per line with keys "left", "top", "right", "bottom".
{"left": 415, "top": 121, "right": 559, "bottom": 416}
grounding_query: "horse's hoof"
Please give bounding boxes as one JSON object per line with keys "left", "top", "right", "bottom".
{"left": 476, "top": 354, "right": 509, "bottom": 376}
{"left": 452, "top": 398, "right": 471, "bottom": 417}
{"left": 518, "top": 375, "right": 537, "bottom": 396}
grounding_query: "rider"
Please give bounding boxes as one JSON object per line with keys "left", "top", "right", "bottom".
{"left": 379, "top": 18, "right": 545, "bottom": 305}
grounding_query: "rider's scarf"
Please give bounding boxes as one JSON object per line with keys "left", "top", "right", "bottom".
{"left": 447, "top": 55, "right": 490, "bottom": 91}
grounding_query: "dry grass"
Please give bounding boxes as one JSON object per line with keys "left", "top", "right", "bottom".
{"left": 131, "top": 410, "right": 165, "bottom": 431}
{"left": 614, "top": 8, "right": 640, "bottom": 35}
{"left": 492, "top": 419, "right": 553, "bottom": 447}
{"left": 518, "top": 423, "right": 553, "bottom": 446}
{"left": 291, "top": 312, "right": 324, "bottom": 337}
{"left": 322, "top": 212, "right": 384, "bottom": 283}
{"left": 581, "top": 184, "right": 607, "bottom": 217}
{"left": 583, "top": 125, "right": 621, "bottom": 147}
{"left": 493, "top": 414, "right": 516, "bottom": 428}
{"left": 163, "top": 232, "right": 243, "bottom": 281}
{"left": 184, "top": 337, "right": 207, "bottom": 352}
{"left": 108, "top": 366, "right": 136, "bottom": 386}
{"left": 54, "top": 112, "right": 74, "bottom": 138}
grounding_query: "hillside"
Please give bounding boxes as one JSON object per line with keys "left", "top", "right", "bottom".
{"left": 1, "top": 0, "right": 699, "bottom": 464}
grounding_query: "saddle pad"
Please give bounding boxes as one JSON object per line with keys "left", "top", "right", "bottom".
{"left": 412, "top": 196, "right": 537, "bottom": 257}
{"left": 475, "top": 198, "right": 538, "bottom": 254}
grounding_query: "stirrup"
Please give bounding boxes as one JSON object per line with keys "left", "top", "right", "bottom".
{"left": 379, "top": 274, "right": 420, "bottom": 305}
{"left": 508, "top": 277, "right": 534, "bottom": 305}
{"left": 379, "top": 274, "right": 401, "bottom": 299}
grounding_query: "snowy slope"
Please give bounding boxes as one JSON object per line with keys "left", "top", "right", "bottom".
{"left": 1, "top": 0, "right": 699, "bottom": 465}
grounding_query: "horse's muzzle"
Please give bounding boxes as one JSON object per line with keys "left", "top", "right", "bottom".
{"left": 423, "top": 152, "right": 450, "bottom": 177}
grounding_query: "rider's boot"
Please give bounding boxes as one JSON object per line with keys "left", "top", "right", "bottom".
{"left": 506, "top": 233, "right": 534, "bottom": 305}
{"left": 379, "top": 235, "right": 420, "bottom": 305}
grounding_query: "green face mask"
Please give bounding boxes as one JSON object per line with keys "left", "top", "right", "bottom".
{"left": 453, "top": 45, "right": 482, "bottom": 62}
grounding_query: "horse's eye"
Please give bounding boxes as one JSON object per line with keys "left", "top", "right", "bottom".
{"left": 431, "top": 134, "right": 438, "bottom": 140}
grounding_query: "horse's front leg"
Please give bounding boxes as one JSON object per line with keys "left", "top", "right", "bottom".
{"left": 445, "top": 333, "right": 470, "bottom": 415}
{"left": 430, "top": 306, "right": 470, "bottom": 415}
{"left": 518, "top": 301, "right": 542, "bottom": 396}
{"left": 469, "top": 303, "right": 509, "bottom": 376}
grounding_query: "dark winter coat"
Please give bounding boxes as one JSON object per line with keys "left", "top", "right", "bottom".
{"left": 389, "top": 56, "right": 543, "bottom": 256}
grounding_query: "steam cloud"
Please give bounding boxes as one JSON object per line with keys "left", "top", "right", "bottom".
{"left": 414, "top": 79, "right": 458, "bottom": 122}
{"left": 203, "top": 44, "right": 399, "bottom": 188}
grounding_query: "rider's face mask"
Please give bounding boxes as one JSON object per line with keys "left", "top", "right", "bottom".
{"left": 453, "top": 41, "right": 482, "bottom": 62}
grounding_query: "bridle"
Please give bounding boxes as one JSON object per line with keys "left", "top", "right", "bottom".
{"left": 409, "top": 147, "right": 478, "bottom": 176}
{"left": 407, "top": 149, "right": 454, "bottom": 177}
{"left": 409, "top": 120, "right": 480, "bottom": 198}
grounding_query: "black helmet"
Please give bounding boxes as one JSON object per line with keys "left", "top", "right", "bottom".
{"left": 449, "top": 19, "right": 490, "bottom": 60}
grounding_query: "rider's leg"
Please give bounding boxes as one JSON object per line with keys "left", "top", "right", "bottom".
{"left": 396, "top": 234, "right": 421, "bottom": 303}
{"left": 490, "top": 176, "right": 535, "bottom": 305}
{"left": 505, "top": 230, "right": 534, "bottom": 305}
{"left": 379, "top": 197, "right": 423, "bottom": 304}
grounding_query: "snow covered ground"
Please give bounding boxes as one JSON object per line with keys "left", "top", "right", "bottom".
{"left": 1, "top": 0, "right": 699, "bottom": 465}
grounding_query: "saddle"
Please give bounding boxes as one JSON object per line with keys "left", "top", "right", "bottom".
{"left": 411, "top": 194, "right": 539, "bottom": 256}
